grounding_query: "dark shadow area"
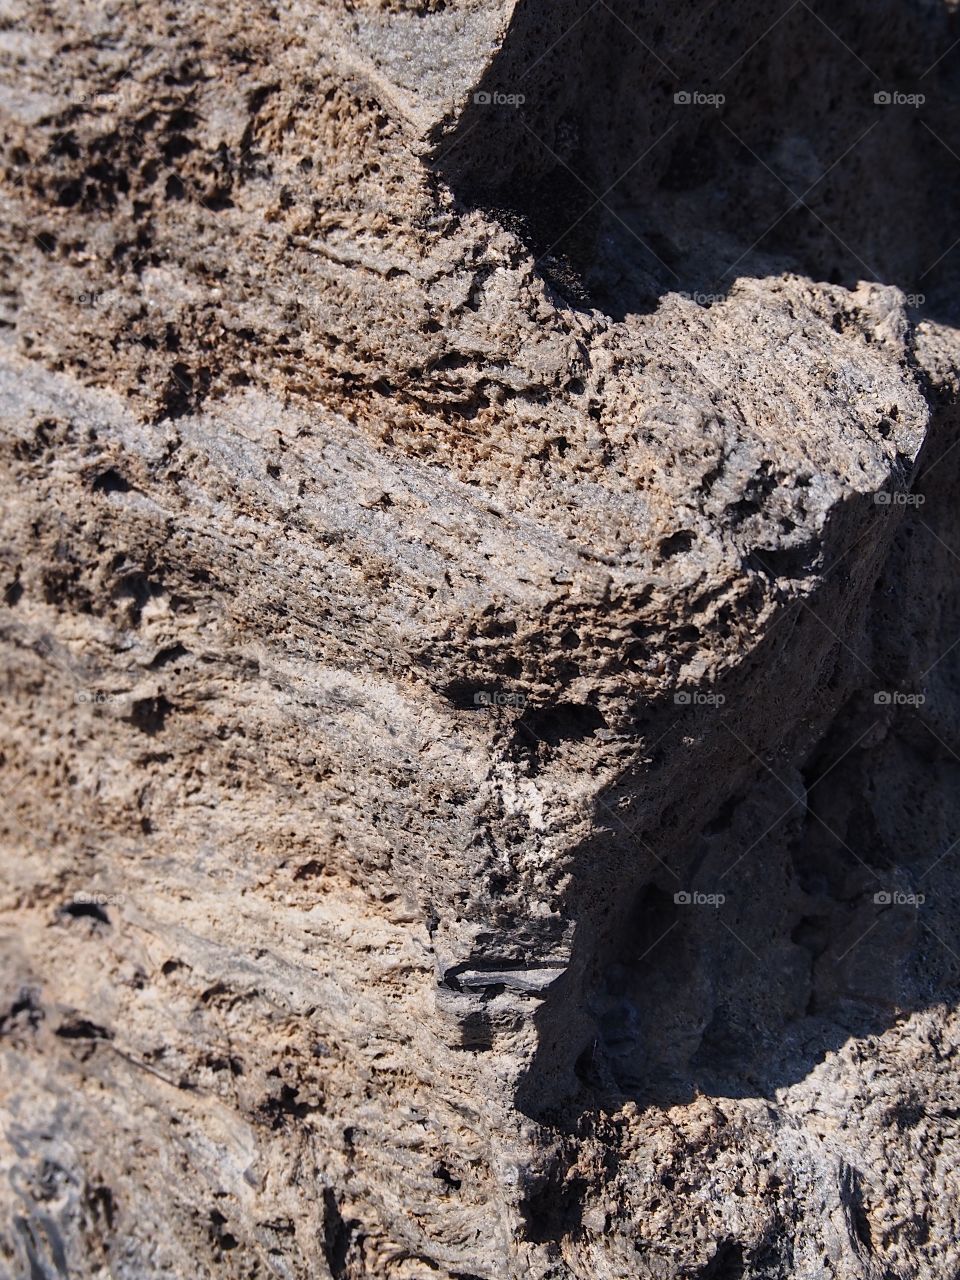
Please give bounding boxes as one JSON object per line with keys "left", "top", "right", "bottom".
{"left": 523, "top": 687, "right": 960, "bottom": 1120}
{"left": 433, "top": 0, "right": 960, "bottom": 321}
{"left": 510, "top": 395, "right": 960, "bottom": 1123}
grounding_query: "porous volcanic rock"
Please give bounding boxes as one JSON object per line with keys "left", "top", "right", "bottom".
{"left": 2, "top": 2, "right": 960, "bottom": 1277}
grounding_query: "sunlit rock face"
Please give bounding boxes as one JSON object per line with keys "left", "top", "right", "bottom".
{"left": 1, "top": 1, "right": 960, "bottom": 1277}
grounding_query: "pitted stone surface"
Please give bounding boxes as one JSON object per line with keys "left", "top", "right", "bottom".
{"left": 1, "top": 2, "right": 960, "bottom": 1277}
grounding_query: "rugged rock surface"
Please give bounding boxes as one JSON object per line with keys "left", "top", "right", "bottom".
{"left": 2, "top": 1, "right": 960, "bottom": 1277}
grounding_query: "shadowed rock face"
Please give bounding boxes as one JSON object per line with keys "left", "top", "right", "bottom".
{"left": 438, "top": 0, "right": 960, "bottom": 319}
{"left": 1, "top": 1, "right": 960, "bottom": 1277}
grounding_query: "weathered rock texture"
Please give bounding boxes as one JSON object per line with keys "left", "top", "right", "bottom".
{"left": 2, "top": 1, "right": 960, "bottom": 1277}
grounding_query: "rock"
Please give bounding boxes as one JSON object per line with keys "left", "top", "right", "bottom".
{"left": 1, "top": 1, "right": 960, "bottom": 1277}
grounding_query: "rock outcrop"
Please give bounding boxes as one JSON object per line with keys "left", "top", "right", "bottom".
{"left": 2, "top": 2, "right": 960, "bottom": 1277}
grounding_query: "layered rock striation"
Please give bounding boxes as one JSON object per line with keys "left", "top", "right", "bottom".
{"left": 2, "top": 2, "right": 960, "bottom": 1277}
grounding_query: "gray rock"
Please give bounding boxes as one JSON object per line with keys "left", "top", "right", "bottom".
{"left": 1, "top": 1, "right": 960, "bottom": 1277}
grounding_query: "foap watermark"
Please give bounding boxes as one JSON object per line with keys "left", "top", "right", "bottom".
{"left": 73, "top": 889, "right": 125, "bottom": 907}
{"left": 75, "top": 689, "right": 131, "bottom": 706}
{"left": 874, "top": 690, "right": 926, "bottom": 707}
{"left": 674, "top": 890, "right": 726, "bottom": 907}
{"left": 75, "top": 288, "right": 119, "bottom": 310}
{"left": 73, "top": 84, "right": 134, "bottom": 114}
{"left": 874, "top": 889, "right": 925, "bottom": 906}
{"left": 474, "top": 90, "right": 525, "bottom": 107}
{"left": 874, "top": 90, "right": 925, "bottom": 108}
{"left": 473, "top": 689, "right": 528, "bottom": 710}
{"left": 874, "top": 490, "right": 925, "bottom": 507}
{"left": 675, "top": 90, "right": 725, "bottom": 108}
{"left": 677, "top": 290, "right": 726, "bottom": 307}
{"left": 674, "top": 689, "right": 726, "bottom": 707}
